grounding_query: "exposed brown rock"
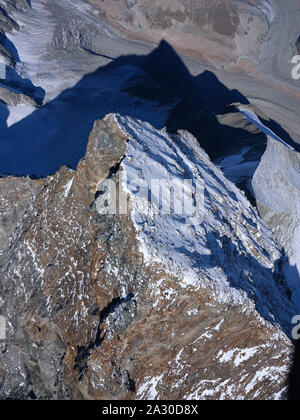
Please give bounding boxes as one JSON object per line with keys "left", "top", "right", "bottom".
{"left": 0, "top": 114, "right": 294, "bottom": 400}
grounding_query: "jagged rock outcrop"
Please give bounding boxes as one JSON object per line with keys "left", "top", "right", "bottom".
{"left": 0, "top": 0, "right": 42, "bottom": 108}
{"left": 0, "top": 0, "right": 30, "bottom": 32}
{"left": 0, "top": 86, "right": 37, "bottom": 106}
{"left": 0, "top": 113, "right": 295, "bottom": 400}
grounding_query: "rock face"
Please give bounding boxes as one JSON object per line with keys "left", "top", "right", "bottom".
{"left": 0, "top": 0, "right": 42, "bottom": 107}
{"left": 0, "top": 0, "right": 30, "bottom": 33}
{"left": 235, "top": 105, "right": 300, "bottom": 312}
{"left": 252, "top": 137, "right": 300, "bottom": 311}
{"left": 0, "top": 0, "right": 31, "bottom": 67}
{"left": 0, "top": 113, "right": 295, "bottom": 400}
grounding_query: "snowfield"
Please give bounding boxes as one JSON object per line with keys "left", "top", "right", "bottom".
{"left": 112, "top": 114, "right": 295, "bottom": 335}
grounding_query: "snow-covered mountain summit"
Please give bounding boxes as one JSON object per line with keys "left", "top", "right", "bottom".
{"left": 0, "top": 113, "right": 295, "bottom": 399}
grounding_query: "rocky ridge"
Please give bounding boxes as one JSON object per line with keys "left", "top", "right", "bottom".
{"left": 0, "top": 113, "right": 295, "bottom": 400}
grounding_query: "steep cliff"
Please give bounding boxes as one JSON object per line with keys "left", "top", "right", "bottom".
{"left": 233, "top": 106, "right": 300, "bottom": 312}
{"left": 252, "top": 135, "right": 300, "bottom": 311}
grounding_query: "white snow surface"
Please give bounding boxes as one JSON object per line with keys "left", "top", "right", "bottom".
{"left": 114, "top": 114, "right": 295, "bottom": 333}
{"left": 5, "top": 0, "right": 116, "bottom": 102}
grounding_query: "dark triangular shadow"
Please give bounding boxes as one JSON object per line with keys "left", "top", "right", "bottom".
{"left": 195, "top": 70, "right": 249, "bottom": 112}
{"left": 141, "top": 40, "right": 201, "bottom": 109}
{"left": 0, "top": 39, "right": 295, "bottom": 178}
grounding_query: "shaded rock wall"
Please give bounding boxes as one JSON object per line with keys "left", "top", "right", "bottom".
{"left": 252, "top": 138, "right": 300, "bottom": 310}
